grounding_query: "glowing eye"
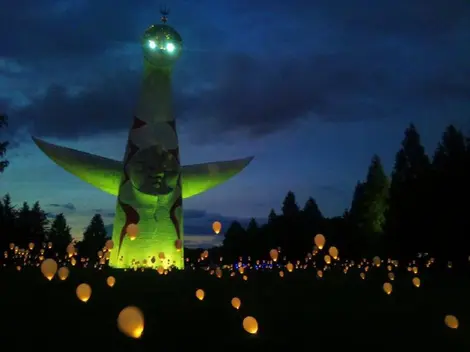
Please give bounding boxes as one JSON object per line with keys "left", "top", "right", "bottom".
{"left": 148, "top": 40, "right": 156, "bottom": 49}
{"left": 166, "top": 42, "right": 175, "bottom": 52}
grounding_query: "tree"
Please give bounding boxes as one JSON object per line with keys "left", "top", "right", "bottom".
{"left": 246, "top": 218, "right": 259, "bottom": 235}
{"left": 385, "top": 124, "right": 431, "bottom": 258}
{"left": 0, "top": 194, "right": 16, "bottom": 248}
{"left": 430, "top": 125, "right": 468, "bottom": 259}
{"left": 0, "top": 114, "right": 9, "bottom": 173}
{"left": 268, "top": 209, "right": 277, "bottom": 224}
{"left": 349, "top": 156, "right": 389, "bottom": 256}
{"left": 222, "top": 221, "right": 247, "bottom": 260}
{"left": 48, "top": 213, "right": 72, "bottom": 255}
{"left": 79, "top": 214, "right": 108, "bottom": 260}
{"left": 281, "top": 191, "right": 299, "bottom": 218}
{"left": 16, "top": 202, "right": 31, "bottom": 247}
{"left": 29, "top": 201, "right": 48, "bottom": 245}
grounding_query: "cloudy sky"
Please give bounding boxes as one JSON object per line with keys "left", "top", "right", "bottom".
{"left": 0, "top": 0, "right": 469, "bottom": 247}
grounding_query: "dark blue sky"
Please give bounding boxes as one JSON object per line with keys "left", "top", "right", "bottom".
{"left": 0, "top": 0, "right": 469, "bottom": 247}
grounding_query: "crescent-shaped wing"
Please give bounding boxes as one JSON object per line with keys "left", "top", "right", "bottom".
{"left": 32, "top": 137, "right": 253, "bottom": 199}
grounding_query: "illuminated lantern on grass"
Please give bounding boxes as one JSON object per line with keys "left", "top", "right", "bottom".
{"left": 76, "top": 283, "right": 92, "bottom": 302}
{"left": 105, "top": 240, "right": 114, "bottom": 250}
{"left": 314, "top": 234, "right": 325, "bottom": 250}
{"left": 212, "top": 221, "right": 222, "bottom": 235}
{"left": 66, "top": 244, "right": 75, "bottom": 258}
{"left": 243, "top": 316, "right": 258, "bottom": 334}
{"left": 126, "top": 223, "right": 138, "bottom": 240}
{"left": 107, "top": 276, "right": 116, "bottom": 287}
{"left": 58, "top": 267, "right": 69, "bottom": 281}
{"left": 270, "top": 249, "right": 278, "bottom": 261}
{"left": 175, "top": 239, "right": 182, "bottom": 251}
{"left": 196, "top": 289, "right": 205, "bottom": 301}
{"left": 231, "top": 297, "right": 241, "bottom": 310}
{"left": 444, "top": 315, "right": 459, "bottom": 329}
{"left": 383, "top": 282, "right": 392, "bottom": 295}
{"left": 328, "top": 246, "right": 338, "bottom": 259}
{"left": 216, "top": 268, "right": 222, "bottom": 278}
{"left": 118, "top": 306, "right": 145, "bottom": 339}
{"left": 41, "top": 259, "right": 58, "bottom": 281}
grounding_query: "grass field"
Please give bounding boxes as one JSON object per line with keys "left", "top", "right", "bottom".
{"left": 1, "top": 263, "right": 469, "bottom": 351}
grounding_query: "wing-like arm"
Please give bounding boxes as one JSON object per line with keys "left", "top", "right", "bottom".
{"left": 181, "top": 157, "right": 254, "bottom": 198}
{"left": 32, "top": 136, "right": 254, "bottom": 199}
{"left": 32, "top": 137, "right": 123, "bottom": 196}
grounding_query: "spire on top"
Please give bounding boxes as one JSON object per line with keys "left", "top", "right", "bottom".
{"left": 160, "top": 5, "right": 170, "bottom": 24}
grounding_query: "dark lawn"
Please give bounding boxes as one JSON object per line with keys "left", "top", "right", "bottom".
{"left": 0, "top": 265, "right": 469, "bottom": 351}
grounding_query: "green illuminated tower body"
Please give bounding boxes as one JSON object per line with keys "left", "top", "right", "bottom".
{"left": 32, "top": 13, "right": 253, "bottom": 269}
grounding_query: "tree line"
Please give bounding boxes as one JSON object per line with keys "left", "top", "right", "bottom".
{"left": 0, "top": 194, "right": 110, "bottom": 263}
{"left": 192, "top": 123, "right": 470, "bottom": 264}
{"left": 1, "top": 114, "right": 469, "bottom": 264}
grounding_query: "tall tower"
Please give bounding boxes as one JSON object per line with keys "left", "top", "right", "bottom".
{"left": 110, "top": 12, "right": 185, "bottom": 268}
{"left": 31, "top": 12, "right": 254, "bottom": 269}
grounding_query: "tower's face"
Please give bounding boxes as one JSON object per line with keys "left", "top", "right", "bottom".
{"left": 142, "top": 24, "right": 183, "bottom": 67}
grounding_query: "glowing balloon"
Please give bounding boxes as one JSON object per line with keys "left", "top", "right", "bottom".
{"left": 286, "top": 262, "right": 294, "bottom": 272}
{"left": 314, "top": 234, "right": 326, "bottom": 250}
{"left": 242, "top": 316, "right": 258, "bottom": 334}
{"left": 126, "top": 223, "right": 139, "bottom": 240}
{"left": 107, "top": 276, "right": 116, "bottom": 287}
{"left": 444, "top": 315, "right": 459, "bottom": 329}
{"left": 41, "top": 258, "right": 58, "bottom": 281}
{"left": 175, "top": 239, "right": 182, "bottom": 251}
{"left": 412, "top": 277, "right": 420, "bottom": 288}
{"left": 58, "top": 267, "right": 69, "bottom": 281}
{"left": 66, "top": 244, "right": 75, "bottom": 258}
{"left": 105, "top": 240, "right": 114, "bottom": 250}
{"left": 28, "top": 242, "right": 35, "bottom": 250}
{"left": 383, "top": 282, "right": 392, "bottom": 295}
{"left": 76, "top": 283, "right": 92, "bottom": 302}
{"left": 324, "top": 255, "right": 331, "bottom": 264}
{"left": 373, "top": 256, "right": 381, "bottom": 267}
{"left": 269, "top": 249, "right": 279, "bottom": 261}
{"left": 231, "top": 297, "right": 241, "bottom": 310}
{"left": 196, "top": 289, "right": 205, "bottom": 301}
{"left": 328, "top": 246, "right": 338, "bottom": 259}
{"left": 212, "top": 221, "right": 222, "bottom": 235}
{"left": 117, "top": 306, "right": 145, "bottom": 338}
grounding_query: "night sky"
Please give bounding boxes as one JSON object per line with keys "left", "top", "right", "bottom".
{"left": 0, "top": 0, "right": 469, "bottom": 247}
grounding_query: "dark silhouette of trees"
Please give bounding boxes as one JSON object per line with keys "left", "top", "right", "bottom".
{"left": 77, "top": 214, "right": 108, "bottom": 261}
{"left": 47, "top": 213, "right": 72, "bottom": 255}
{"left": 385, "top": 124, "right": 431, "bottom": 258}
{"left": 1, "top": 122, "right": 470, "bottom": 265}
{"left": 348, "top": 155, "right": 389, "bottom": 257}
{"left": 0, "top": 114, "right": 9, "bottom": 173}
{"left": 282, "top": 191, "right": 299, "bottom": 217}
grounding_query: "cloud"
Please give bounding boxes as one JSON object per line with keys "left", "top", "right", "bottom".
{"left": 1, "top": 0, "right": 469, "bottom": 144}
{"left": 47, "top": 202, "right": 76, "bottom": 211}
